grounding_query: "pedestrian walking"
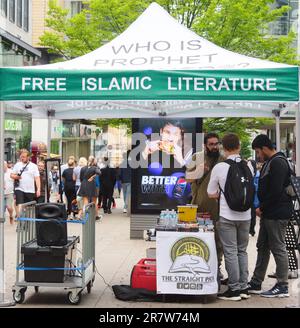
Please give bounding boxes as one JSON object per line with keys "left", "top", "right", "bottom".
{"left": 62, "top": 158, "right": 76, "bottom": 218}
{"left": 11, "top": 149, "right": 40, "bottom": 216}
{"left": 119, "top": 151, "right": 132, "bottom": 214}
{"left": 73, "top": 157, "right": 88, "bottom": 195}
{"left": 4, "top": 161, "right": 14, "bottom": 224}
{"left": 100, "top": 157, "right": 116, "bottom": 214}
{"left": 50, "top": 164, "right": 60, "bottom": 202}
{"left": 78, "top": 156, "right": 101, "bottom": 219}
{"left": 36, "top": 160, "right": 47, "bottom": 203}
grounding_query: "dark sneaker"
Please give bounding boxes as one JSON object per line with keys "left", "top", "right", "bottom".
{"left": 217, "top": 289, "right": 241, "bottom": 301}
{"left": 247, "top": 281, "right": 262, "bottom": 294}
{"left": 260, "top": 284, "right": 289, "bottom": 298}
{"left": 240, "top": 288, "right": 251, "bottom": 299}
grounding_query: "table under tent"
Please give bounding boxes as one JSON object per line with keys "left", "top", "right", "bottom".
{"left": 0, "top": 2, "right": 299, "bottom": 305}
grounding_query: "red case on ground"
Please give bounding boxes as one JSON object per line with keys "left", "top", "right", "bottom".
{"left": 130, "top": 258, "right": 157, "bottom": 292}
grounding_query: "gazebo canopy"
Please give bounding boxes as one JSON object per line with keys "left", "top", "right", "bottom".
{"left": 0, "top": 2, "right": 298, "bottom": 118}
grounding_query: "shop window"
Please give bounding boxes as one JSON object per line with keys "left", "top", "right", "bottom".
{"left": 8, "top": 0, "right": 15, "bottom": 23}
{"left": 23, "top": 0, "right": 28, "bottom": 31}
{"left": 1, "top": 0, "right": 7, "bottom": 17}
{"left": 16, "top": 0, "right": 22, "bottom": 27}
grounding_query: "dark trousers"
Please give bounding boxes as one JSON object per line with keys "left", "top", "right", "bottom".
{"left": 98, "top": 189, "right": 103, "bottom": 207}
{"left": 251, "top": 218, "right": 289, "bottom": 285}
{"left": 102, "top": 188, "right": 114, "bottom": 211}
{"left": 65, "top": 187, "right": 76, "bottom": 215}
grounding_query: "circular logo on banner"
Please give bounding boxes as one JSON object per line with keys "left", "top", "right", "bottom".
{"left": 171, "top": 237, "right": 210, "bottom": 262}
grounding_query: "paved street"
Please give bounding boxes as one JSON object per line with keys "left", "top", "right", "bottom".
{"left": 2, "top": 199, "right": 299, "bottom": 308}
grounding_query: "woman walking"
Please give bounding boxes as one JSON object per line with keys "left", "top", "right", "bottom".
{"left": 78, "top": 156, "right": 101, "bottom": 220}
{"left": 62, "top": 157, "right": 76, "bottom": 218}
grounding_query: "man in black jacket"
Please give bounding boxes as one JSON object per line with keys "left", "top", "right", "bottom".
{"left": 248, "top": 135, "right": 292, "bottom": 298}
{"left": 100, "top": 157, "right": 117, "bottom": 214}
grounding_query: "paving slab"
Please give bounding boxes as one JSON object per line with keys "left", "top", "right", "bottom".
{"left": 2, "top": 199, "right": 299, "bottom": 308}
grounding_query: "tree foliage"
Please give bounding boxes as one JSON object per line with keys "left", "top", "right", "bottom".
{"left": 204, "top": 117, "right": 274, "bottom": 158}
{"left": 40, "top": 0, "right": 298, "bottom": 64}
{"left": 95, "top": 118, "right": 132, "bottom": 133}
{"left": 40, "top": 0, "right": 298, "bottom": 153}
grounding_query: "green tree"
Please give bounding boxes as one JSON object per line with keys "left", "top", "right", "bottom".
{"left": 40, "top": 0, "right": 153, "bottom": 59}
{"left": 204, "top": 117, "right": 274, "bottom": 158}
{"left": 40, "top": 0, "right": 298, "bottom": 64}
{"left": 95, "top": 118, "right": 132, "bottom": 134}
{"left": 40, "top": 0, "right": 297, "bottom": 153}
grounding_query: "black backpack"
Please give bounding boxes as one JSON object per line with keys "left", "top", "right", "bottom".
{"left": 222, "top": 159, "right": 255, "bottom": 212}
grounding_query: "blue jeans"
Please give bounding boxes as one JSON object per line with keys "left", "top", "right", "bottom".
{"left": 122, "top": 183, "right": 131, "bottom": 210}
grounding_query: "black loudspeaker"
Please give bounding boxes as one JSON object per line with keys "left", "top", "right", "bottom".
{"left": 35, "top": 203, "right": 68, "bottom": 246}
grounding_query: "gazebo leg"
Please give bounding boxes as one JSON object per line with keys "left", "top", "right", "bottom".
{"left": 296, "top": 103, "right": 300, "bottom": 176}
{"left": 0, "top": 101, "right": 15, "bottom": 307}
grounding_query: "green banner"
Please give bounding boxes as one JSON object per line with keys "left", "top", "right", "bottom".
{"left": 0, "top": 67, "right": 298, "bottom": 101}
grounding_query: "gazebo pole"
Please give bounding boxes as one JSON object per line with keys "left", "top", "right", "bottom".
{"left": 46, "top": 109, "right": 54, "bottom": 202}
{"left": 274, "top": 110, "right": 281, "bottom": 152}
{"left": 0, "top": 101, "right": 15, "bottom": 307}
{"left": 296, "top": 102, "right": 300, "bottom": 176}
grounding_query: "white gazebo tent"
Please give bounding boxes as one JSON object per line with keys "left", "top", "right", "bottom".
{"left": 0, "top": 2, "right": 299, "bottom": 305}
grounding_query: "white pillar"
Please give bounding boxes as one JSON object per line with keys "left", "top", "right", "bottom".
{"left": 0, "top": 101, "right": 15, "bottom": 307}
{"left": 275, "top": 116, "right": 281, "bottom": 152}
{"left": 47, "top": 116, "right": 51, "bottom": 158}
{"left": 273, "top": 110, "right": 281, "bottom": 152}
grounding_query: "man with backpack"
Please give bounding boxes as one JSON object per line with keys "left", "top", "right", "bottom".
{"left": 247, "top": 134, "right": 292, "bottom": 298}
{"left": 207, "top": 134, "right": 254, "bottom": 301}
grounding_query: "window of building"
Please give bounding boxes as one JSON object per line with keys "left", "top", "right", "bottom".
{"left": 8, "top": 0, "right": 15, "bottom": 23}
{"left": 70, "top": 1, "right": 82, "bottom": 17}
{"left": 1, "top": 0, "right": 8, "bottom": 17}
{"left": 70, "top": 1, "right": 89, "bottom": 17}
{"left": 16, "top": 0, "right": 22, "bottom": 27}
{"left": 23, "top": 0, "right": 28, "bottom": 31}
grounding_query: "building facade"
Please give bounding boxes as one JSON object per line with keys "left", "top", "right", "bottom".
{"left": 266, "top": 1, "right": 299, "bottom": 156}
{"left": 1, "top": 0, "right": 41, "bottom": 162}
{"left": 269, "top": 0, "right": 298, "bottom": 48}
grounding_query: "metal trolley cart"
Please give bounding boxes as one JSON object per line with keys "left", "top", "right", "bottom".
{"left": 12, "top": 202, "right": 96, "bottom": 305}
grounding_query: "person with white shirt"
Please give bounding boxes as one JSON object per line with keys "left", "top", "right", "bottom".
{"left": 4, "top": 161, "right": 14, "bottom": 224}
{"left": 11, "top": 149, "right": 40, "bottom": 215}
{"left": 207, "top": 134, "right": 254, "bottom": 301}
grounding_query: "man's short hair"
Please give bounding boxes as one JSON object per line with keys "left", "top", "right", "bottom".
{"left": 222, "top": 133, "right": 240, "bottom": 151}
{"left": 252, "top": 134, "right": 274, "bottom": 150}
{"left": 19, "top": 149, "right": 30, "bottom": 157}
{"left": 204, "top": 133, "right": 219, "bottom": 145}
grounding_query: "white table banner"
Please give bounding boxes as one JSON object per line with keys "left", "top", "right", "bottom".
{"left": 156, "top": 231, "right": 218, "bottom": 295}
